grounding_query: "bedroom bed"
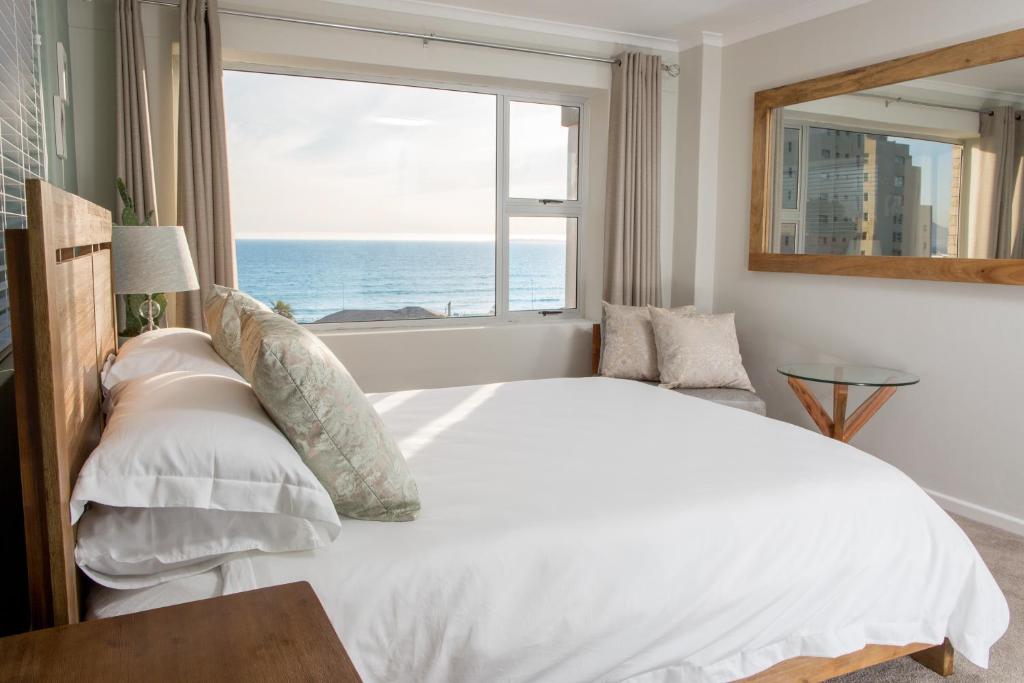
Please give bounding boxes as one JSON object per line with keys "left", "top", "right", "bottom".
{"left": 8, "top": 181, "right": 1009, "bottom": 682}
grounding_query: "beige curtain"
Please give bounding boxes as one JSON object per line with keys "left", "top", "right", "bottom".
{"left": 968, "top": 107, "right": 1024, "bottom": 259}
{"left": 177, "top": 0, "right": 235, "bottom": 329}
{"left": 604, "top": 52, "right": 662, "bottom": 306}
{"left": 1011, "top": 112, "right": 1024, "bottom": 259}
{"left": 115, "top": 0, "right": 157, "bottom": 222}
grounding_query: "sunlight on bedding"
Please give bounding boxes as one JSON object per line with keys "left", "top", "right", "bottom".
{"left": 384, "top": 383, "right": 500, "bottom": 458}
{"left": 368, "top": 389, "right": 422, "bottom": 416}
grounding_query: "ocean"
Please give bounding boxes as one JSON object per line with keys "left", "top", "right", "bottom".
{"left": 236, "top": 239, "right": 569, "bottom": 323}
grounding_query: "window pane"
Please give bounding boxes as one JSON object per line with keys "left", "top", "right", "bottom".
{"left": 508, "top": 102, "right": 579, "bottom": 200}
{"left": 508, "top": 217, "right": 577, "bottom": 311}
{"left": 224, "top": 71, "right": 496, "bottom": 323}
{"left": 802, "top": 125, "right": 961, "bottom": 257}
{"left": 779, "top": 222, "right": 798, "bottom": 254}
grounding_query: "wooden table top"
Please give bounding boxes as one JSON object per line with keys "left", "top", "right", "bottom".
{"left": 0, "top": 581, "right": 363, "bottom": 682}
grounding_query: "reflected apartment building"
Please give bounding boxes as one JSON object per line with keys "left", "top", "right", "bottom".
{"left": 802, "top": 127, "right": 960, "bottom": 257}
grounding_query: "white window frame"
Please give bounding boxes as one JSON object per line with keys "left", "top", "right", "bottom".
{"left": 773, "top": 113, "right": 969, "bottom": 257}
{"left": 224, "top": 62, "right": 587, "bottom": 331}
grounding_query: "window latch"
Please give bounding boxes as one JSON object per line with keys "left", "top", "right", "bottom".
{"left": 539, "top": 199, "right": 564, "bottom": 205}
{"left": 539, "top": 310, "right": 563, "bottom": 316}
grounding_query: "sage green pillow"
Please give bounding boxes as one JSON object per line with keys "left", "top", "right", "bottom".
{"left": 239, "top": 307, "right": 420, "bottom": 522}
{"left": 203, "top": 285, "right": 269, "bottom": 377}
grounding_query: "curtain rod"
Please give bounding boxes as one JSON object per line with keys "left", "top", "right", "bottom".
{"left": 851, "top": 92, "right": 994, "bottom": 116}
{"left": 140, "top": 0, "right": 681, "bottom": 76}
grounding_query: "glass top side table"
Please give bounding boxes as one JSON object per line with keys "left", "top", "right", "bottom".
{"left": 777, "top": 363, "right": 919, "bottom": 442}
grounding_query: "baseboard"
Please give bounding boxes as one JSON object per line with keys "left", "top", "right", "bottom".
{"left": 925, "top": 488, "right": 1024, "bottom": 537}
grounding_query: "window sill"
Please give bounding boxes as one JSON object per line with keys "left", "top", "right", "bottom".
{"left": 311, "top": 316, "right": 593, "bottom": 339}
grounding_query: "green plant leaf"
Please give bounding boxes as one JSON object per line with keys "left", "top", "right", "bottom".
{"left": 116, "top": 176, "right": 143, "bottom": 226}
{"left": 272, "top": 299, "right": 295, "bottom": 320}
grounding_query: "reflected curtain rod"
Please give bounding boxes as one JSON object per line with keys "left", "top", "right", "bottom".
{"left": 139, "top": 0, "right": 681, "bottom": 76}
{"left": 851, "top": 91, "right": 1001, "bottom": 116}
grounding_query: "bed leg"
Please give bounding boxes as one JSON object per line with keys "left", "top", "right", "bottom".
{"left": 909, "top": 639, "right": 954, "bottom": 677}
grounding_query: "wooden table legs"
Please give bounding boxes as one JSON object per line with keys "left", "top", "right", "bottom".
{"left": 786, "top": 377, "right": 897, "bottom": 442}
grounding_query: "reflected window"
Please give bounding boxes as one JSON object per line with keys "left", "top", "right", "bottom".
{"left": 776, "top": 121, "right": 962, "bottom": 258}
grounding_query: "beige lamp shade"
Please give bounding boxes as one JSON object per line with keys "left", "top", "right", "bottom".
{"left": 112, "top": 225, "right": 200, "bottom": 294}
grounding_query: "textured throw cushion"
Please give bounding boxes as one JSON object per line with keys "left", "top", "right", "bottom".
{"left": 102, "top": 327, "right": 242, "bottom": 393}
{"left": 240, "top": 307, "right": 420, "bottom": 521}
{"left": 204, "top": 285, "right": 270, "bottom": 376}
{"left": 599, "top": 302, "right": 696, "bottom": 380}
{"left": 649, "top": 307, "right": 755, "bottom": 392}
{"left": 72, "top": 372, "right": 341, "bottom": 589}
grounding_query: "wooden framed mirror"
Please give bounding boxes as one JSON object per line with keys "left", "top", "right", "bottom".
{"left": 749, "top": 28, "right": 1024, "bottom": 285}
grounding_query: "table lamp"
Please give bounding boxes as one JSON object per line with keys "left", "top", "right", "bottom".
{"left": 112, "top": 225, "right": 200, "bottom": 331}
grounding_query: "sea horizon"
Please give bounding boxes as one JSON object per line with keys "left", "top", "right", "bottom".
{"left": 236, "top": 237, "right": 568, "bottom": 323}
{"left": 236, "top": 233, "right": 567, "bottom": 243}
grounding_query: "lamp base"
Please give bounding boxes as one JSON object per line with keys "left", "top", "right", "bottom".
{"left": 138, "top": 294, "right": 162, "bottom": 332}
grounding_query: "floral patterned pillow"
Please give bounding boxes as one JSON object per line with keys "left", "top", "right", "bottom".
{"left": 203, "top": 285, "right": 269, "bottom": 377}
{"left": 649, "top": 307, "right": 755, "bottom": 392}
{"left": 599, "top": 302, "right": 696, "bottom": 380}
{"left": 239, "top": 307, "right": 420, "bottom": 522}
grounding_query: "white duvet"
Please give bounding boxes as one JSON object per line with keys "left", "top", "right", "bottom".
{"left": 89, "top": 377, "right": 1008, "bottom": 682}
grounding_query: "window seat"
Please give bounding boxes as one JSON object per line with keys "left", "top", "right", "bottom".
{"left": 641, "top": 382, "right": 767, "bottom": 416}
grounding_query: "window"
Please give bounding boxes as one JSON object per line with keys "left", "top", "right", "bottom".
{"left": 508, "top": 217, "right": 577, "bottom": 310}
{"left": 0, "top": 0, "right": 45, "bottom": 356}
{"left": 223, "top": 70, "right": 583, "bottom": 325}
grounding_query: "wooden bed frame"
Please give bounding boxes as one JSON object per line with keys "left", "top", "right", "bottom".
{"left": 8, "top": 181, "right": 954, "bottom": 679}
{"left": 8, "top": 180, "right": 116, "bottom": 628}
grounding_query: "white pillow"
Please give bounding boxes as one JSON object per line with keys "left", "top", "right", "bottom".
{"left": 649, "top": 308, "right": 755, "bottom": 392}
{"left": 72, "top": 372, "right": 341, "bottom": 589}
{"left": 599, "top": 302, "right": 696, "bottom": 380}
{"left": 102, "top": 327, "right": 243, "bottom": 392}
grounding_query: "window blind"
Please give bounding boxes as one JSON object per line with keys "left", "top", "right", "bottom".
{"left": 0, "top": 0, "right": 44, "bottom": 355}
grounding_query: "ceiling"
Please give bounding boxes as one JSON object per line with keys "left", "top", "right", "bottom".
{"left": 862, "top": 58, "right": 1024, "bottom": 109}
{"left": 326, "top": 0, "right": 873, "bottom": 50}
{"left": 922, "top": 58, "right": 1024, "bottom": 99}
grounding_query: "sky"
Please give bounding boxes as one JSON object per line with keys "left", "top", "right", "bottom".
{"left": 893, "top": 136, "right": 955, "bottom": 231}
{"left": 223, "top": 70, "right": 576, "bottom": 241}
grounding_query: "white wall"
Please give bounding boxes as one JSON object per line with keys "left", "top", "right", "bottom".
{"left": 710, "top": 0, "right": 1024, "bottom": 533}
{"left": 671, "top": 45, "right": 702, "bottom": 307}
{"left": 112, "top": 0, "right": 682, "bottom": 391}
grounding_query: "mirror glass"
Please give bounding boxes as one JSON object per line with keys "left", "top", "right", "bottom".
{"left": 769, "top": 58, "right": 1024, "bottom": 259}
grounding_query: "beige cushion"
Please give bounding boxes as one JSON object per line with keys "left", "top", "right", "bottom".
{"left": 240, "top": 307, "right": 420, "bottom": 522}
{"left": 599, "top": 302, "right": 696, "bottom": 380}
{"left": 649, "top": 308, "right": 755, "bottom": 392}
{"left": 204, "top": 285, "right": 270, "bottom": 376}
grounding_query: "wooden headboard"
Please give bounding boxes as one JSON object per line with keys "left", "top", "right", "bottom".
{"left": 6, "top": 180, "right": 115, "bottom": 628}
{"left": 591, "top": 323, "right": 601, "bottom": 375}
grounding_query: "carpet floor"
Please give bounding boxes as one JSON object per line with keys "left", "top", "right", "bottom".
{"left": 834, "top": 515, "right": 1022, "bottom": 682}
